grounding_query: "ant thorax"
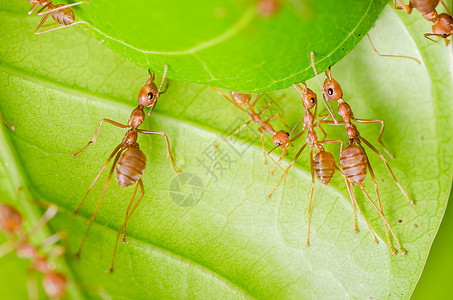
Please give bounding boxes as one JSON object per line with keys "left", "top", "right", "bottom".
{"left": 122, "top": 130, "right": 138, "bottom": 145}
{"left": 338, "top": 100, "right": 354, "bottom": 122}
{"left": 127, "top": 106, "right": 145, "bottom": 129}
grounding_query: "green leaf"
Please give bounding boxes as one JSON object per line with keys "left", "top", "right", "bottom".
{"left": 0, "top": 1, "right": 452, "bottom": 299}
{"left": 58, "top": 0, "right": 387, "bottom": 93}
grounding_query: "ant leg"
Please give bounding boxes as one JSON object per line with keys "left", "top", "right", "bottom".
{"left": 0, "top": 240, "right": 14, "bottom": 258}
{"left": 35, "top": 2, "right": 51, "bottom": 14}
{"left": 251, "top": 94, "right": 260, "bottom": 109}
{"left": 354, "top": 186, "right": 379, "bottom": 243}
{"left": 26, "top": 270, "right": 38, "bottom": 300}
{"left": 75, "top": 149, "right": 123, "bottom": 259}
{"left": 74, "top": 145, "right": 122, "bottom": 215}
{"left": 264, "top": 113, "right": 288, "bottom": 128}
{"left": 364, "top": 150, "right": 396, "bottom": 255}
{"left": 36, "top": 1, "right": 89, "bottom": 16}
{"left": 33, "top": 13, "right": 51, "bottom": 34}
{"left": 267, "top": 145, "right": 289, "bottom": 179}
{"left": 336, "top": 166, "right": 359, "bottom": 233}
{"left": 306, "top": 149, "right": 315, "bottom": 246}
{"left": 360, "top": 185, "right": 406, "bottom": 255}
{"left": 28, "top": 3, "right": 40, "bottom": 15}
{"left": 214, "top": 120, "right": 253, "bottom": 148}
{"left": 360, "top": 137, "right": 414, "bottom": 206}
{"left": 210, "top": 87, "right": 248, "bottom": 114}
{"left": 121, "top": 182, "right": 140, "bottom": 243}
{"left": 289, "top": 116, "right": 304, "bottom": 138}
{"left": 137, "top": 130, "right": 181, "bottom": 173}
{"left": 110, "top": 180, "right": 144, "bottom": 273}
{"left": 0, "top": 111, "right": 15, "bottom": 131}
{"left": 353, "top": 118, "right": 394, "bottom": 159}
{"left": 268, "top": 143, "right": 308, "bottom": 199}
{"left": 269, "top": 148, "right": 286, "bottom": 176}
{"left": 393, "top": 0, "right": 412, "bottom": 13}
{"left": 28, "top": 205, "right": 58, "bottom": 236}
{"left": 34, "top": 21, "right": 90, "bottom": 35}
{"left": 424, "top": 33, "right": 450, "bottom": 45}
{"left": 259, "top": 129, "right": 267, "bottom": 164}
{"left": 109, "top": 182, "right": 139, "bottom": 273}
{"left": 439, "top": 0, "right": 453, "bottom": 16}
{"left": 366, "top": 34, "right": 420, "bottom": 64}
{"left": 72, "top": 119, "right": 127, "bottom": 157}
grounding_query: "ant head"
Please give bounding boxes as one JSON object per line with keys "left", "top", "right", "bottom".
{"left": 273, "top": 130, "right": 290, "bottom": 147}
{"left": 432, "top": 13, "right": 453, "bottom": 38}
{"left": 229, "top": 91, "right": 251, "bottom": 105}
{"left": 138, "top": 70, "right": 159, "bottom": 107}
{"left": 0, "top": 204, "right": 23, "bottom": 234}
{"left": 302, "top": 87, "right": 317, "bottom": 110}
{"left": 42, "top": 272, "right": 67, "bottom": 298}
{"left": 323, "top": 69, "right": 343, "bottom": 101}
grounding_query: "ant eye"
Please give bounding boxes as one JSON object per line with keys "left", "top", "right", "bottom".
{"left": 276, "top": 142, "right": 281, "bottom": 146}
{"left": 310, "top": 97, "right": 315, "bottom": 103}
{"left": 328, "top": 88, "right": 333, "bottom": 95}
{"left": 285, "top": 132, "right": 289, "bottom": 136}
{"left": 148, "top": 92, "right": 154, "bottom": 100}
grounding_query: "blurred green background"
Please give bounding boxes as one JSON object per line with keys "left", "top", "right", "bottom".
{"left": 412, "top": 184, "right": 453, "bottom": 299}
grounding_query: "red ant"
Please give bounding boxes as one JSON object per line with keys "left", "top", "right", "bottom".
{"left": 394, "top": 0, "right": 453, "bottom": 45}
{"left": 27, "top": 0, "right": 89, "bottom": 34}
{"left": 311, "top": 52, "right": 413, "bottom": 255}
{"left": 211, "top": 88, "right": 290, "bottom": 166}
{"left": 0, "top": 203, "right": 67, "bottom": 299}
{"left": 72, "top": 66, "right": 180, "bottom": 272}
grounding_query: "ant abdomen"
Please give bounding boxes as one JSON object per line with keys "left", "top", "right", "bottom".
{"left": 339, "top": 145, "right": 368, "bottom": 185}
{"left": 51, "top": 4, "right": 75, "bottom": 26}
{"left": 116, "top": 146, "right": 147, "bottom": 188}
{"left": 313, "top": 151, "right": 336, "bottom": 185}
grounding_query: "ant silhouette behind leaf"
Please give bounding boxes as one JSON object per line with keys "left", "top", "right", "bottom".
{"left": 72, "top": 65, "right": 181, "bottom": 272}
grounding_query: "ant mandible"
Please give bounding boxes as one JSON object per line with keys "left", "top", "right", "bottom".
{"left": 72, "top": 65, "right": 181, "bottom": 272}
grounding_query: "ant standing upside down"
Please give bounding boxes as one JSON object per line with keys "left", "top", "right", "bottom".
{"left": 72, "top": 65, "right": 181, "bottom": 272}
